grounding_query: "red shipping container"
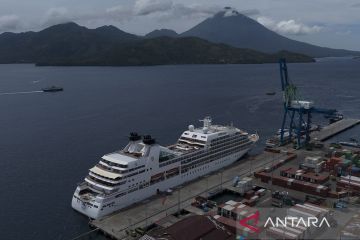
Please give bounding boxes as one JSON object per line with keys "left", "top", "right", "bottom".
{"left": 245, "top": 190, "right": 255, "bottom": 199}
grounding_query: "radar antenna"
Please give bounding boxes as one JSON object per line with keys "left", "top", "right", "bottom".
{"left": 200, "top": 116, "right": 212, "bottom": 128}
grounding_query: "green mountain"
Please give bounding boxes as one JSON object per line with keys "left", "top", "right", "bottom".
{"left": 0, "top": 22, "right": 314, "bottom": 66}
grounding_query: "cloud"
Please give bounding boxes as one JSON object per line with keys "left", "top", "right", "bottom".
{"left": 351, "top": 3, "right": 360, "bottom": 7}
{"left": 132, "top": 0, "right": 222, "bottom": 19}
{"left": 39, "top": 2, "right": 229, "bottom": 27}
{"left": 105, "top": 5, "right": 133, "bottom": 21}
{"left": 43, "top": 7, "right": 70, "bottom": 26}
{"left": 174, "top": 4, "right": 219, "bottom": 16}
{"left": 42, "top": 6, "right": 133, "bottom": 27}
{"left": 276, "top": 20, "right": 322, "bottom": 35}
{"left": 134, "top": 0, "right": 173, "bottom": 16}
{"left": 152, "top": 3, "right": 222, "bottom": 21}
{"left": 40, "top": 3, "right": 255, "bottom": 28}
{"left": 223, "top": 8, "right": 238, "bottom": 17}
{"left": 135, "top": 4, "right": 258, "bottom": 21}
{"left": 223, "top": 7, "right": 260, "bottom": 17}
{"left": 257, "top": 16, "right": 322, "bottom": 35}
{"left": 0, "top": 15, "right": 21, "bottom": 31}
{"left": 240, "top": 9, "right": 260, "bottom": 17}
{"left": 106, "top": 5, "right": 129, "bottom": 15}
{"left": 336, "top": 30, "right": 352, "bottom": 35}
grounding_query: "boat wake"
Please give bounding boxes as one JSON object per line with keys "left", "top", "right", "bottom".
{"left": 0, "top": 90, "right": 43, "bottom": 96}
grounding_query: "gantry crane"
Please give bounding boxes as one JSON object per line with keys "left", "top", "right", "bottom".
{"left": 279, "top": 58, "right": 337, "bottom": 148}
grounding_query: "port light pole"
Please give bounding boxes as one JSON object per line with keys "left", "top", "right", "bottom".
{"left": 177, "top": 188, "right": 181, "bottom": 214}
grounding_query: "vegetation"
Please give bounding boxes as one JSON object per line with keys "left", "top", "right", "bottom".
{"left": 0, "top": 22, "right": 314, "bottom": 66}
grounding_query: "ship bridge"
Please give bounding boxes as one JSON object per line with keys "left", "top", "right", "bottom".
{"left": 177, "top": 117, "right": 243, "bottom": 148}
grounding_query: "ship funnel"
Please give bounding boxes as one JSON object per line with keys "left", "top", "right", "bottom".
{"left": 203, "top": 127, "right": 209, "bottom": 134}
{"left": 129, "top": 132, "right": 141, "bottom": 141}
{"left": 143, "top": 135, "right": 156, "bottom": 145}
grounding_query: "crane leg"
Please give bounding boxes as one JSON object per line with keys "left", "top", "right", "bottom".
{"left": 280, "top": 108, "right": 288, "bottom": 145}
{"left": 306, "top": 112, "right": 312, "bottom": 144}
{"left": 289, "top": 111, "right": 295, "bottom": 141}
{"left": 297, "top": 110, "right": 303, "bottom": 148}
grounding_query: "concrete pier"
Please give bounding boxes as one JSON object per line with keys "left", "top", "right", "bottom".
{"left": 311, "top": 118, "right": 360, "bottom": 141}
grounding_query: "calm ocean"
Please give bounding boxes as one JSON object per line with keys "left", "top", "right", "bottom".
{"left": 0, "top": 59, "right": 359, "bottom": 239}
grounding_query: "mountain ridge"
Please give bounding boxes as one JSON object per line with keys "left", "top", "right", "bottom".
{"left": 1, "top": 8, "right": 358, "bottom": 61}
{"left": 180, "top": 9, "right": 359, "bottom": 57}
{"left": 0, "top": 22, "right": 314, "bottom": 66}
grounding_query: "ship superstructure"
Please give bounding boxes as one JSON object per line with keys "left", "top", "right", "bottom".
{"left": 72, "top": 117, "right": 259, "bottom": 219}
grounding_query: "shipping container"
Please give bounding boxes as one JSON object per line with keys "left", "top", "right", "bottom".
{"left": 256, "top": 188, "right": 266, "bottom": 197}
{"left": 244, "top": 190, "right": 255, "bottom": 200}
{"left": 271, "top": 176, "right": 329, "bottom": 197}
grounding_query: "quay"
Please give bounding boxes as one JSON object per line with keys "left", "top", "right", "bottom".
{"left": 311, "top": 118, "right": 360, "bottom": 141}
{"left": 89, "top": 118, "right": 360, "bottom": 240}
{"left": 90, "top": 152, "right": 289, "bottom": 240}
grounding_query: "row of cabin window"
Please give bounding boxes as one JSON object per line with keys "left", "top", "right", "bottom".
{"left": 210, "top": 139, "right": 250, "bottom": 150}
{"left": 160, "top": 138, "right": 247, "bottom": 167}
{"left": 210, "top": 134, "right": 247, "bottom": 146}
{"left": 159, "top": 149, "right": 206, "bottom": 167}
{"left": 181, "top": 140, "right": 249, "bottom": 165}
{"left": 160, "top": 139, "right": 249, "bottom": 168}
{"left": 182, "top": 143, "right": 251, "bottom": 170}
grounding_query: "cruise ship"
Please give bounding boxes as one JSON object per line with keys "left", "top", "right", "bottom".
{"left": 72, "top": 117, "right": 259, "bottom": 219}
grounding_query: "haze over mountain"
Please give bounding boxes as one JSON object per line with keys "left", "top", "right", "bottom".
{"left": 0, "top": 22, "right": 313, "bottom": 66}
{"left": 181, "top": 8, "right": 359, "bottom": 58}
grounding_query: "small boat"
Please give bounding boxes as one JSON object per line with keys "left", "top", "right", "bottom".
{"left": 266, "top": 92, "right": 276, "bottom": 96}
{"left": 42, "top": 86, "right": 63, "bottom": 92}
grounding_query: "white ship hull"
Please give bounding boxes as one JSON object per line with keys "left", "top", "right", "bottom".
{"left": 72, "top": 148, "right": 250, "bottom": 219}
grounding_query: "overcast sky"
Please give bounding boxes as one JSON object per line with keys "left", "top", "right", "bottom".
{"left": 0, "top": 0, "right": 359, "bottom": 50}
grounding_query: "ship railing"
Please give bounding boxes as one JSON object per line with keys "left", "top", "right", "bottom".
{"left": 77, "top": 182, "right": 88, "bottom": 188}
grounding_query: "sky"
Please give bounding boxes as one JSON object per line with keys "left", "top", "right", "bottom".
{"left": 0, "top": 0, "right": 359, "bottom": 51}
